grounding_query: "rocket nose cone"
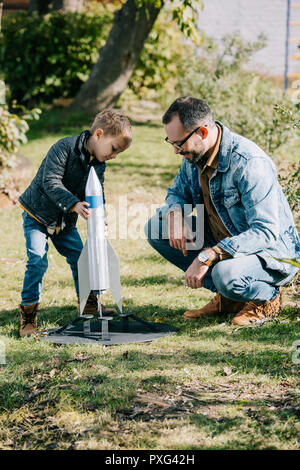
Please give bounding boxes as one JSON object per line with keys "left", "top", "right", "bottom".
{"left": 86, "top": 167, "right": 102, "bottom": 196}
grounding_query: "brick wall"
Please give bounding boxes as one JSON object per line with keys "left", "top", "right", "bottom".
{"left": 198, "top": 0, "right": 300, "bottom": 78}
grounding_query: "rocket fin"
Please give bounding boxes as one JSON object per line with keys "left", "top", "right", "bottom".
{"left": 78, "top": 241, "right": 91, "bottom": 315}
{"left": 107, "top": 239, "right": 122, "bottom": 313}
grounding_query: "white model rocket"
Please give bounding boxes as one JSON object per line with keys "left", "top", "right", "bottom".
{"left": 78, "top": 167, "right": 122, "bottom": 315}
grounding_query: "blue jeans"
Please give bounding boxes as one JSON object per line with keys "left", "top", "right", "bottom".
{"left": 21, "top": 211, "right": 83, "bottom": 306}
{"left": 145, "top": 213, "right": 283, "bottom": 303}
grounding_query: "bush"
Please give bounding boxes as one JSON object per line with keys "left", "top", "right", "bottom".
{"left": 0, "top": 105, "right": 29, "bottom": 169}
{"left": 275, "top": 100, "right": 300, "bottom": 223}
{"left": 278, "top": 163, "right": 300, "bottom": 219}
{"left": 1, "top": 9, "right": 190, "bottom": 107}
{"left": 0, "top": 11, "right": 112, "bottom": 105}
{"left": 0, "top": 80, "right": 41, "bottom": 172}
{"left": 0, "top": 79, "right": 40, "bottom": 201}
{"left": 0, "top": 109, "right": 41, "bottom": 176}
{"left": 175, "top": 33, "right": 299, "bottom": 156}
{"left": 128, "top": 12, "right": 191, "bottom": 100}
{"left": 168, "top": 33, "right": 300, "bottom": 223}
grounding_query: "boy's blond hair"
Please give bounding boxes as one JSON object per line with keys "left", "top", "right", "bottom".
{"left": 90, "top": 109, "right": 132, "bottom": 139}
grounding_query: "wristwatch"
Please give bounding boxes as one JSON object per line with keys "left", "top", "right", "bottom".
{"left": 197, "top": 251, "right": 213, "bottom": 267}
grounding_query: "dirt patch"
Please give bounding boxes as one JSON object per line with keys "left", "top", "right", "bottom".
{"left": 116, "top": 380, "right": 300, "bottom": 424}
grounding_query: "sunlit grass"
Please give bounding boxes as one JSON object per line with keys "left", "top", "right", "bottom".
{"left": 0, "top": 107, "right": 299, "bottom": 450}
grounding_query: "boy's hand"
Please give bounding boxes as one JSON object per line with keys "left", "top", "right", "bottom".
{"left": 71, "top": 201, "right": 91, "bottom": 220}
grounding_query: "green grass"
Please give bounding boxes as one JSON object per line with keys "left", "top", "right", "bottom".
{"left": 0, "top": 107, "right": 299, "bottom": 450}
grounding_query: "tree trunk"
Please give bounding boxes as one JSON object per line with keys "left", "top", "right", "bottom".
{"left": 71, "top": 0, "right": 162, "bottom": 114}
{"left": 0, "top": 2, "right": 3, "bottom": 32}
{"left": 29, "top": 0, "right": 83, "bottom": 15}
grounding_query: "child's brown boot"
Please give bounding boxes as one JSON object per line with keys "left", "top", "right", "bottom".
{"left": 77, "top": 293, "right": 117, "bottom": 316}
{"left": 19, "top": 303, "right": 39, "bottom": 337}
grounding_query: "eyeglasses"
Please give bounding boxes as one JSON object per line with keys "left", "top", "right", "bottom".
{"left": 165, "top": 126, "right": 200, "bottom": 151}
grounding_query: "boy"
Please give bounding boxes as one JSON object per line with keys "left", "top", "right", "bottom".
{"left": 19, "top": 109, "right": 132, "bottom": 337}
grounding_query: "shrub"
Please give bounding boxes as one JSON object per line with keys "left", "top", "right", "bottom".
{"left": 0, "top": 11, "right": 112, "bottom": 105}
{"left": 172, "top": 33, "right": 300, "bottom": 223}
{"left": 175, "top": 33, "right": 299, "bottom": 156}
{"left": 0, "top": 105, "right": 29, "bottom": 169}
{"left": 275, "top": 99, "right": 300, "bottom": 223}
{"left": 0, "top": 80, "right": 41, "bottom": 172}
{"left": 0, "top": 106, "right": 41, "bottom": 174}
{"left": 1, "top": 9, "right": 190, "bottom": 107}
{"left": 128, "top": 12, "right": 191, "bottom": 100}
{"left": 278, "top": 163, "right": 300, "bottom": 218}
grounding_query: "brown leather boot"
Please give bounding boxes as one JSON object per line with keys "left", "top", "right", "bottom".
{"left": 20, "top": 303, "right": 39, "bottom": 337}
{"left": 184, "top": 293, "right": 245, "bottom": 319}
{"left": 77, "top": 293, "right": 117, "bottom": 316}
{"left": 232, "top": 288, "right": 282, "bottom": 326}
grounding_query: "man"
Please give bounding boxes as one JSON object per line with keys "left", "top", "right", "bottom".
{"left": 145, "top": 97, "right": 300, "bottom": 326}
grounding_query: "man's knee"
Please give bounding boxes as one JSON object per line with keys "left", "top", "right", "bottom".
{"left": 211, "top": 259, "right": 239, "bottom": 297}
{"left": 144, "top": 213, "right": 162, "bottom": 243}
{"left": 144, "top": 218, "right": 152, "bottom": 240}
{"left": 212, "top": 258, "right": 260, "bottom": 300}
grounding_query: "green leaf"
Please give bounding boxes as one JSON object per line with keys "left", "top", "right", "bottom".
{"left": 273, "top": 258, "right": 300, "bottom": 268}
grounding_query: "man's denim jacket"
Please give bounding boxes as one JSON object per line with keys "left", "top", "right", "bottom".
{"left": 159, "top": 121, "right": 300, "bottom": 286}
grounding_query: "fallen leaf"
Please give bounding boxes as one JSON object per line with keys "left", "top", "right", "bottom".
{"left": 54, "top": 357, "right": 62, "bottom": 368}
{"left": 135, "top": 394, "right": 170, "bottom": 408}
{"left": 279, "top": 381, "right": 291, "bottom": 387}
{"left": 223, "top": 366, "right": 232, "bottom": 376}
{"left": 3, "top": 440, "right": 13, "bottom": 446}
{"left": 65, "top": 354, "right": 90, "bottom": 364}
{"left": 73, "top": 367, "right": 82, "bottom": 380}
{"left": 128, "top": 410, "right": 144, "bottom": 419}
{"left": 49, "top": 369, "right": 57, "bottom": 378}
{"left": 155, "top": 315, "right": 165, "bottom": 323}
{"left": 84, "top": 402, "right": 97, "bottom": 411}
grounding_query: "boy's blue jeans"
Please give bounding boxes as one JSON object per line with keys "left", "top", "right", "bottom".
{"left": 145, "top": 213, "right": 282, "bottom": 303}
{"left": 21, "top": 211, "right": 83, "bottom": 306}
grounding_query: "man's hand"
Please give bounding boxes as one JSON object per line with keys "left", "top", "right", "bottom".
{"left": 167, "top": 211, "right": 195, "bottom": 256}
{"left": 71, "top": 201, "right": 91, "bottom": 220}
{"left": 185, "top": 257, "right": 209, "bottom": 289}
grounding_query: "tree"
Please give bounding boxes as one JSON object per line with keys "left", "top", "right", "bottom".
{"left": 0, "top": 1, "right": 2, "bottom": 32}
{"left": 29, "top": 0, "right": 83, "bottom": 15}
{"left": 71, "top": 0, "right": 160, "bottom": 113}
{"left": 71, "top": 0, "right": 202, "bottom": 114}
{"left": 0, "top": 1, "right": 4, "bottom": 105}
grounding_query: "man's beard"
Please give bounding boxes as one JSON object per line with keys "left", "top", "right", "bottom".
{"left": 180, "top": 151, "right": 204, "bottom": 164}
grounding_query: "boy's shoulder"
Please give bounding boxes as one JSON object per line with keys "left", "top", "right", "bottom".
{"left": 52, "top": 134, "right": 82, "bottom": 149}
{"left": 50, "top": 131, "right": 90, "bottom": 157}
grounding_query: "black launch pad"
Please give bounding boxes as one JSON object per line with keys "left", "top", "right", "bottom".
{"left": 39, "top": 312, "right": 178, "bottom": 345}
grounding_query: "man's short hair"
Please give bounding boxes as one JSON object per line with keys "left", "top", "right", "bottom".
{"left": 90, "top": 109, "right": 132, "bottom": 139}
{"left": 162, "top": 97, "right": 214, "bottom": 130}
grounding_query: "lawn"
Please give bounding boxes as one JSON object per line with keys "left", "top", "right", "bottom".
{"left": 0, "top": 108, "right": 299, "bottom": 450}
